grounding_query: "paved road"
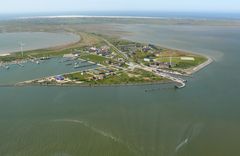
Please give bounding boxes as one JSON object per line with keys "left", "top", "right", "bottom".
{"left": 102, "top": 38, "right": 129, "bottom": 60}
{"left": 101, "top": 37, "right": 186, "bottom": 88}
{"left": 141, "top": 65, "right": 186, "bottom": 88}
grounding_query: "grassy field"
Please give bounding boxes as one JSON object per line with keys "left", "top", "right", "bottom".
{"left": 0, "top": 31, "right": 207, "bottom": 73}
{"left": 64, "top": 72, "right": 93, "bottom": 82}
{"left": 97, "top": 70, "right": 166, "bottom": 85}
{"left": 80, "top": 54, "right": 109, "bottom": 64}
{"left": 0, "top": 32, "right": 103, "bottom": 62}
{"left": 156, "top": 55, "right": 207, "bottom": 69}
{"left": 65, "top": 68, "right": 167, "bottom": 85}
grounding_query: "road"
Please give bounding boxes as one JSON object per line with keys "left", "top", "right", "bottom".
{"left": 101, "top": 37, "right": 186, "bottom": 88}
{"left": 102, "top": 38, "right": 129, "bottom": 60}
{"left": 141, "top": 65, "right": 186, "bottom": 88}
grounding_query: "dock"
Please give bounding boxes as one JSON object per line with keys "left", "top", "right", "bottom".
{"left": 155, "top": 71, "right": 186, "bottom": 89}
{"left": 17, "top": 63, "right": 24, "bottom": 67}
{"left": 74, "top": 63, "right": 97, "bottom": 69}
{"left": 141, "top": 65, "right": 187, "bottom": 89}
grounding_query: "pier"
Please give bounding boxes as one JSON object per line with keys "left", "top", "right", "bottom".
{"left": 74, "top": 63, "right": 97, "bottom": 69}
{"left": 17, "top": 63, "right": 24, "bottom": 67}
{"left": 154, "top": 71, "right": 186, "bottom": 89}
{"left": 141, "top": 65, "right": 187, "bottom": 89}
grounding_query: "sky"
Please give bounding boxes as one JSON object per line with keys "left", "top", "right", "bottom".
{"left": 0, "top": 0, "right": 239, "bottom": 14}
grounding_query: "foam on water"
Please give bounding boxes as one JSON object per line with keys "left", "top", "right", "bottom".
{"left": 51, "top": 119, "right": 141, "bottom": 155}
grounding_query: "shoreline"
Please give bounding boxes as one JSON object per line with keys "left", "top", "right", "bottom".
{"left": 184, "top": 55, "right": 213, "bottom": 74}
{"left": 120, "top": 35, "right": 214, "bottom": 75}
{"left": 0, "top": 31, "right": 213, "bottom": 88}
{"left": 17, "top": 15, "right": 171, "bottom": 20}
{"left": 16, "top": 15, "right": 240, "bottom": 22}
{"left": 160, "top": 46, "right": 214, "bottom": 74}
{"left": 14, "top": 80, "right": 173, "bottom": 88}
{"left": 0, "top": 57, "right": 210, "bottom": 89}
{"left": 1, "top": 54, "right": 211, "bottom": 88}
{"left": 14, "top": 68, "right": 172, "bottom": 88}
{"left": 0, "top": 80, "right": 174, "bottom": 88}
{"left": 0, "top": 32, "right": 81, "bottom": 54}
{"left": 121, "top": 36, "right": 214, "bottom": 75}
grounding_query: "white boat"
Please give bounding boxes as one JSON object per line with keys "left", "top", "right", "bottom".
{"left": 74, "top": 62, "right": 80, "bottom": 68}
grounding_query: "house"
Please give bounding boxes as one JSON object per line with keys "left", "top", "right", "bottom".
{"left": 118, "top": 58, "right": 125, "bottom": 62}
{"left": 154, "top": 51, "right": 162, "bottom": 57}
{"left": 165, "top": 62, "right": 176, "bottom": 68}
{"left": 119, "top": 44, "right": 137, "bottom": 52}
{"left": 95, "top": 46, "right": 111, "bottom": 56}
{"left": 144, "top": 58, "right": 151, "bottom": 62}
{"left": 120, "top": 46, "right": 129, "bottom": 51}
{"left": 148, "top": 44, "right": 157, "bottom": 50}
{"left": 100, "top": 46, "right": 110, "bottom": 52}
{"left": 144, "top": 58, "right": 154, "bottom": 62}
{"left": 142, "top": 46, "right": 151, "bottom": 52}
{"left": 63, "top": 54, "right": 75, "bottom": 58}
{"left": 89, "top": 47, "right": 98, "bottom": 52}
{"left": 55, "top": 75, "right": 64, "bottom": 81}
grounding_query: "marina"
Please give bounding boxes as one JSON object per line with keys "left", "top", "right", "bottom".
{"left": 0, "top": 57, "right": 98, "bottom": 85}
{"left": 0, "top": 15, "right": 239, "bottom": 156}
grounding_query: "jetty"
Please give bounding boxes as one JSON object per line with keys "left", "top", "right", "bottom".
{"left": 17, "top": 63, "right": 24, "bottom": 67}
{"left": 141, "top": 65, "right": 187, "bottom": 89}
{"left": 74, "top": 63, "right": 97, "bottom": 69}
{"left": 155, "top": 71, "right": 186, "bottom": 89}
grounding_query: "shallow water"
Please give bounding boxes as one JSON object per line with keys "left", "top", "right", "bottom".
{"left": 0, "top": 24, "right": 240, "bottom": 156}
{"left": 0, "top": 58, "right": 97, "bottom": 84}
{"left": 0, "top": 32, "right": 80, "bottom": 54}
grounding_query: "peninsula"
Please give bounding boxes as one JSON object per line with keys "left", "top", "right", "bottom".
{"left": 0, "top": 20, "right": 211, "bottom": 88}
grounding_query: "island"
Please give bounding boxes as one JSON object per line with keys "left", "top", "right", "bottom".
{"left": 0, "top": 30, "right": 211, "bottom": 89}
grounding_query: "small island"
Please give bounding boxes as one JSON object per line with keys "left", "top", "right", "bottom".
{"left": 0, "top": 31, "right": 211, "bottom": 89}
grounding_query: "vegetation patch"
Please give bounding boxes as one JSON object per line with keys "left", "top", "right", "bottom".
{"left": 65, "top": 68, "right": 167, "bottom": 86}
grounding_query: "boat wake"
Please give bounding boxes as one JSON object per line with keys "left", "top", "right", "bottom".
{"left": 175, "top": 138, "right": 189, "bottom": 152}
{"left": 52, "top": 119, "right": 120, "bottom": 142}
{"left": 175, "top": 122, "right": 204, "bottom": 153}
{"left": 51, "top": 119, "right": 140, "bottom": 155}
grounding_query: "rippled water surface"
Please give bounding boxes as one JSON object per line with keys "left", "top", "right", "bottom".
{"left": 0, "top": 32, "right": 80, "bottom": 54}
{"left": 0, "top": 24, "right": 240, "bottom": 156}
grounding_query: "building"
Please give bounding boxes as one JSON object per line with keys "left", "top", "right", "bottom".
{"left": 63, "top": 54, "right": 75, "bottom": 58}
{"left": 89, "top": 47, "right": 98, "bottom": 53}
{"left": 142, "top": 46, "right": 151, "bottom": 52}
{"left": 118, "top": 58, "right": 125, "bottom": 62}
{"left": 144, "top": 58, "right": 154, "bottom": 62}
{"left": 148, "top": 44, "right": 158, "bottom": 50}
{"left": 181, "top": 57, "right": 195, "bottom": 61}
{"left": 55, "top": 75, "right": 64, "bottom": 81}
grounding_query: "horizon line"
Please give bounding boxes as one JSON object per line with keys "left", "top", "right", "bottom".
{"left": 1, "top": 10, "right": 240, "bottom": 15}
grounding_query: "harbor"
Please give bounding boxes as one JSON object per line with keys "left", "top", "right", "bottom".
{"left": 0, "top": 56, "right": 98, "bottom": 85}
{"left": 0, "top": 13, "right": 239, "bottom": 156}
{"left": 140, "top": 64, "right": 187, "bottom": 89}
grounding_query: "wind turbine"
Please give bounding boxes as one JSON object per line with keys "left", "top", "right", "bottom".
{"left": 169, "top": 56, "right": 172, "bottom": 67}
{"left": 19, "top": 42, "right": 25, "bottom": 57}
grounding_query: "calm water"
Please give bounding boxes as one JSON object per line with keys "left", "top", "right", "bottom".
{"left": 0, "top": 24, "right": 240, "bottom": 156}
{"left": 0, "top": 58, "right": 97, "bottom": 84}
{"left": 0, "top": 32, "right": 80, "bottom": 54}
